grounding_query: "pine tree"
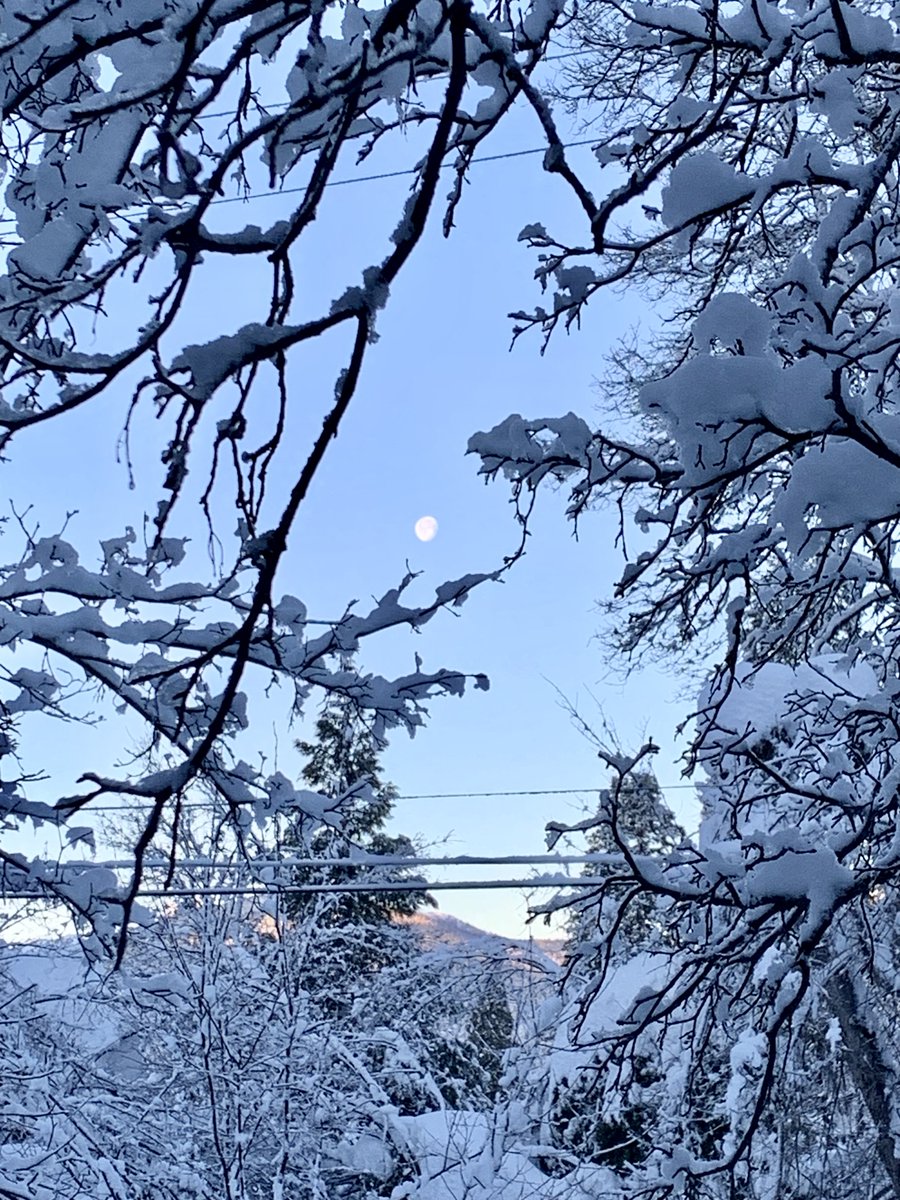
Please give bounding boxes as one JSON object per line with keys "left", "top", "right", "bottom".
{"left": 550, "top": 771, "right": 685, "bottom": 1173}
{"left": 465, "top": 975, "right": 516, "bottom": 1101}
{"left": 288, "top": 688, "right": 433, "bottom": 996}
{"left": 418, "top": 971, "right": 515, "bottom": 1109}
{"left": 565, "top": 770, "right": 685, "bottom": 965}
{"left": 289, "top": 687, "right": 515, "bottom": 1127}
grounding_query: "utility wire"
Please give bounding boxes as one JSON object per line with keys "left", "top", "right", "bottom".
{"left": 397, "top": 782, "right": 700, "bottom": 798}
{"left": 44, "top": 851, "right": 626, "bottom": 872}
{"left": 0, "top": 43, "right": 599, "bottom": 226}
{"left": 1, "top": 873, "right": 618, "bottom": 902}
{"left": 214, "top": 137, "right": 599, "bottom": 204}
{"left": 7, "top": 849, "right": 698, "bottom": 902}
{"left": 37, "top": 783, "right": 699, "bottom": 816}
{"left": 0, "top": 136, "right": 600, "bottom": 228}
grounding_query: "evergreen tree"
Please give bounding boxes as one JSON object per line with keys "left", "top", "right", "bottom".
{"left": 550, "top": 770, "right": 685, "bottom": 1173}
{"left": 464, "top": 975, "right": 516, "bottom": 1101}
{"left": 288, "top": 687, "right": 433, "bottom": 994}
{"left": 289, "top": 687, "right": 515, "bottom": 1130}
{"left": 565, "top": 770, "right": 685, "bottom": 965}
{"left": 421, "top": 971, "right": 515, "bottom": 1109}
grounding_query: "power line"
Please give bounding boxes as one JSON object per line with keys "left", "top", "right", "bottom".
{"left": 215, "top": 137, "right": 599, "bottom": 204}
{"left": 1, "top": 45, "right": 600, "bottom": 223}
{"left": 0, "top": 873, "right": 618, "bottom": 902}
{"left": 0, "top": 136, "right": 600, "bottom": 228}
{"left": 398, "top": 783, "right": 700, "bottom": 798}
{"left": 6, "top": 847, "right": 699, "bottom": 902}
{"left": 44, "top": 851, "right": 625, "bottom": 872}
{"left": 35, "top": 782, "right": 699, "bottom": 816}
{"left": 401, "top": 786, "right": 601, "bottom": 800}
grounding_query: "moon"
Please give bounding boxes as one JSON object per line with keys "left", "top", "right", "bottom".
{"left": 414, "top": 515, "right": 438, "bottom": 542}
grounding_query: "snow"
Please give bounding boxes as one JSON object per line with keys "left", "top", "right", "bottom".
{"left": 666, "top": 95, "right": 710, "bottom": 127}
{"left": 811, "top": 67, "right": 868, "bottom": 140}
{"left": 841, "top": 4, "right": 896, "bottom": 53}
{"left": 629, "top": 2, "right": 708, "bottom": 40}
{"left": 171, "top": 324, "right": 301, "bottom": 400}
{"left": 333, "top": 1132, "right": 395, "bottom": 1180}
{"left": 721, "top": 0, "right": 791, "bottom": 50}
{"left": 468, "top": 413, "right": 593, "bottom": 485}
{"left": 396, "top": 1109, "right": 613, "bottom": 1200}
{"left": 774, "top": 439, "right": 900, "bottom": 552}
{"left": 743, "top": 845, "right": 854, "bottom": 926}
{"left": 7, "top": 0, "right": 900, "bottom": 1191}
{"left": 692, "top": 293, "right": 772, "bottom": 356}
{"left": 641, "top": 353, "right": 829, "bottom": 488}
{"left": 661, "top": 153, "right": 752, "bottom": 227}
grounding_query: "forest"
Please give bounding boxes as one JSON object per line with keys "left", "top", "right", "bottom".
{"left": 3, "top": 0, "right": 900, "bottom": 1195}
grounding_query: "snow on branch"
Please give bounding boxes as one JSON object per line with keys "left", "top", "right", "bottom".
{"left": 0, "top": 0, "right": 564, "bottom": 955}
{"left": 475, "top": 0, "right": 900, "bottom": 1190}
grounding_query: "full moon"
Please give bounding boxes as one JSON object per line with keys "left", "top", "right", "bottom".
{"left": 414, "top": 515, "right": 438, "bottom": 542}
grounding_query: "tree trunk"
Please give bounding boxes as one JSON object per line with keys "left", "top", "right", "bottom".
{"left": 825, "top": 970, "right": 900, "bottom": 1199}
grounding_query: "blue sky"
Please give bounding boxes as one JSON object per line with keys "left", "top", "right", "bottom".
{"left": 4, "top": 79, "right": 698, "bottom": 937}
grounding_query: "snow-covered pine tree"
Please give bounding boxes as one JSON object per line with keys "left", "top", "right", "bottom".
{"left": 418, "top": 968, "right": 516, "bottom": 1108}
{"left": 564, "top": 769, "right": 685, "bottom": 966}
{"left": 288, "top": 686, "right": 518, "bottom": 1120}
{"left": 466, "top": 975, "right": 516, "bottom": 1101}
{"left": 545, "top": 769, "right": 685, "bottom": 1175}
{"left": 288, "top": 685, "right": 433, "bottom": 1001}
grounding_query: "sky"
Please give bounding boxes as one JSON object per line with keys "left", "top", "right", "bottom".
{"left": 2, "top": 59, "right": 701, "bottom": 938}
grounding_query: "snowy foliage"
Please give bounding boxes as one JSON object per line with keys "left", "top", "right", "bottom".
{"left": 0, "top": 879, "right": 550, "bottom": 1200}
{"left": 11, "top": 0, "right": 900, "bottom": 1192}
{"left": 471, "top": 0, "right": 900, "bottom": 1192}
{"left": 0, "top": 0, "right": 568, "bottom": 950}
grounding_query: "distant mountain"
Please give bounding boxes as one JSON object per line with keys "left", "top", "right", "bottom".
{"left": 405, "top": 909, "right": 566, "bottom": 966}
